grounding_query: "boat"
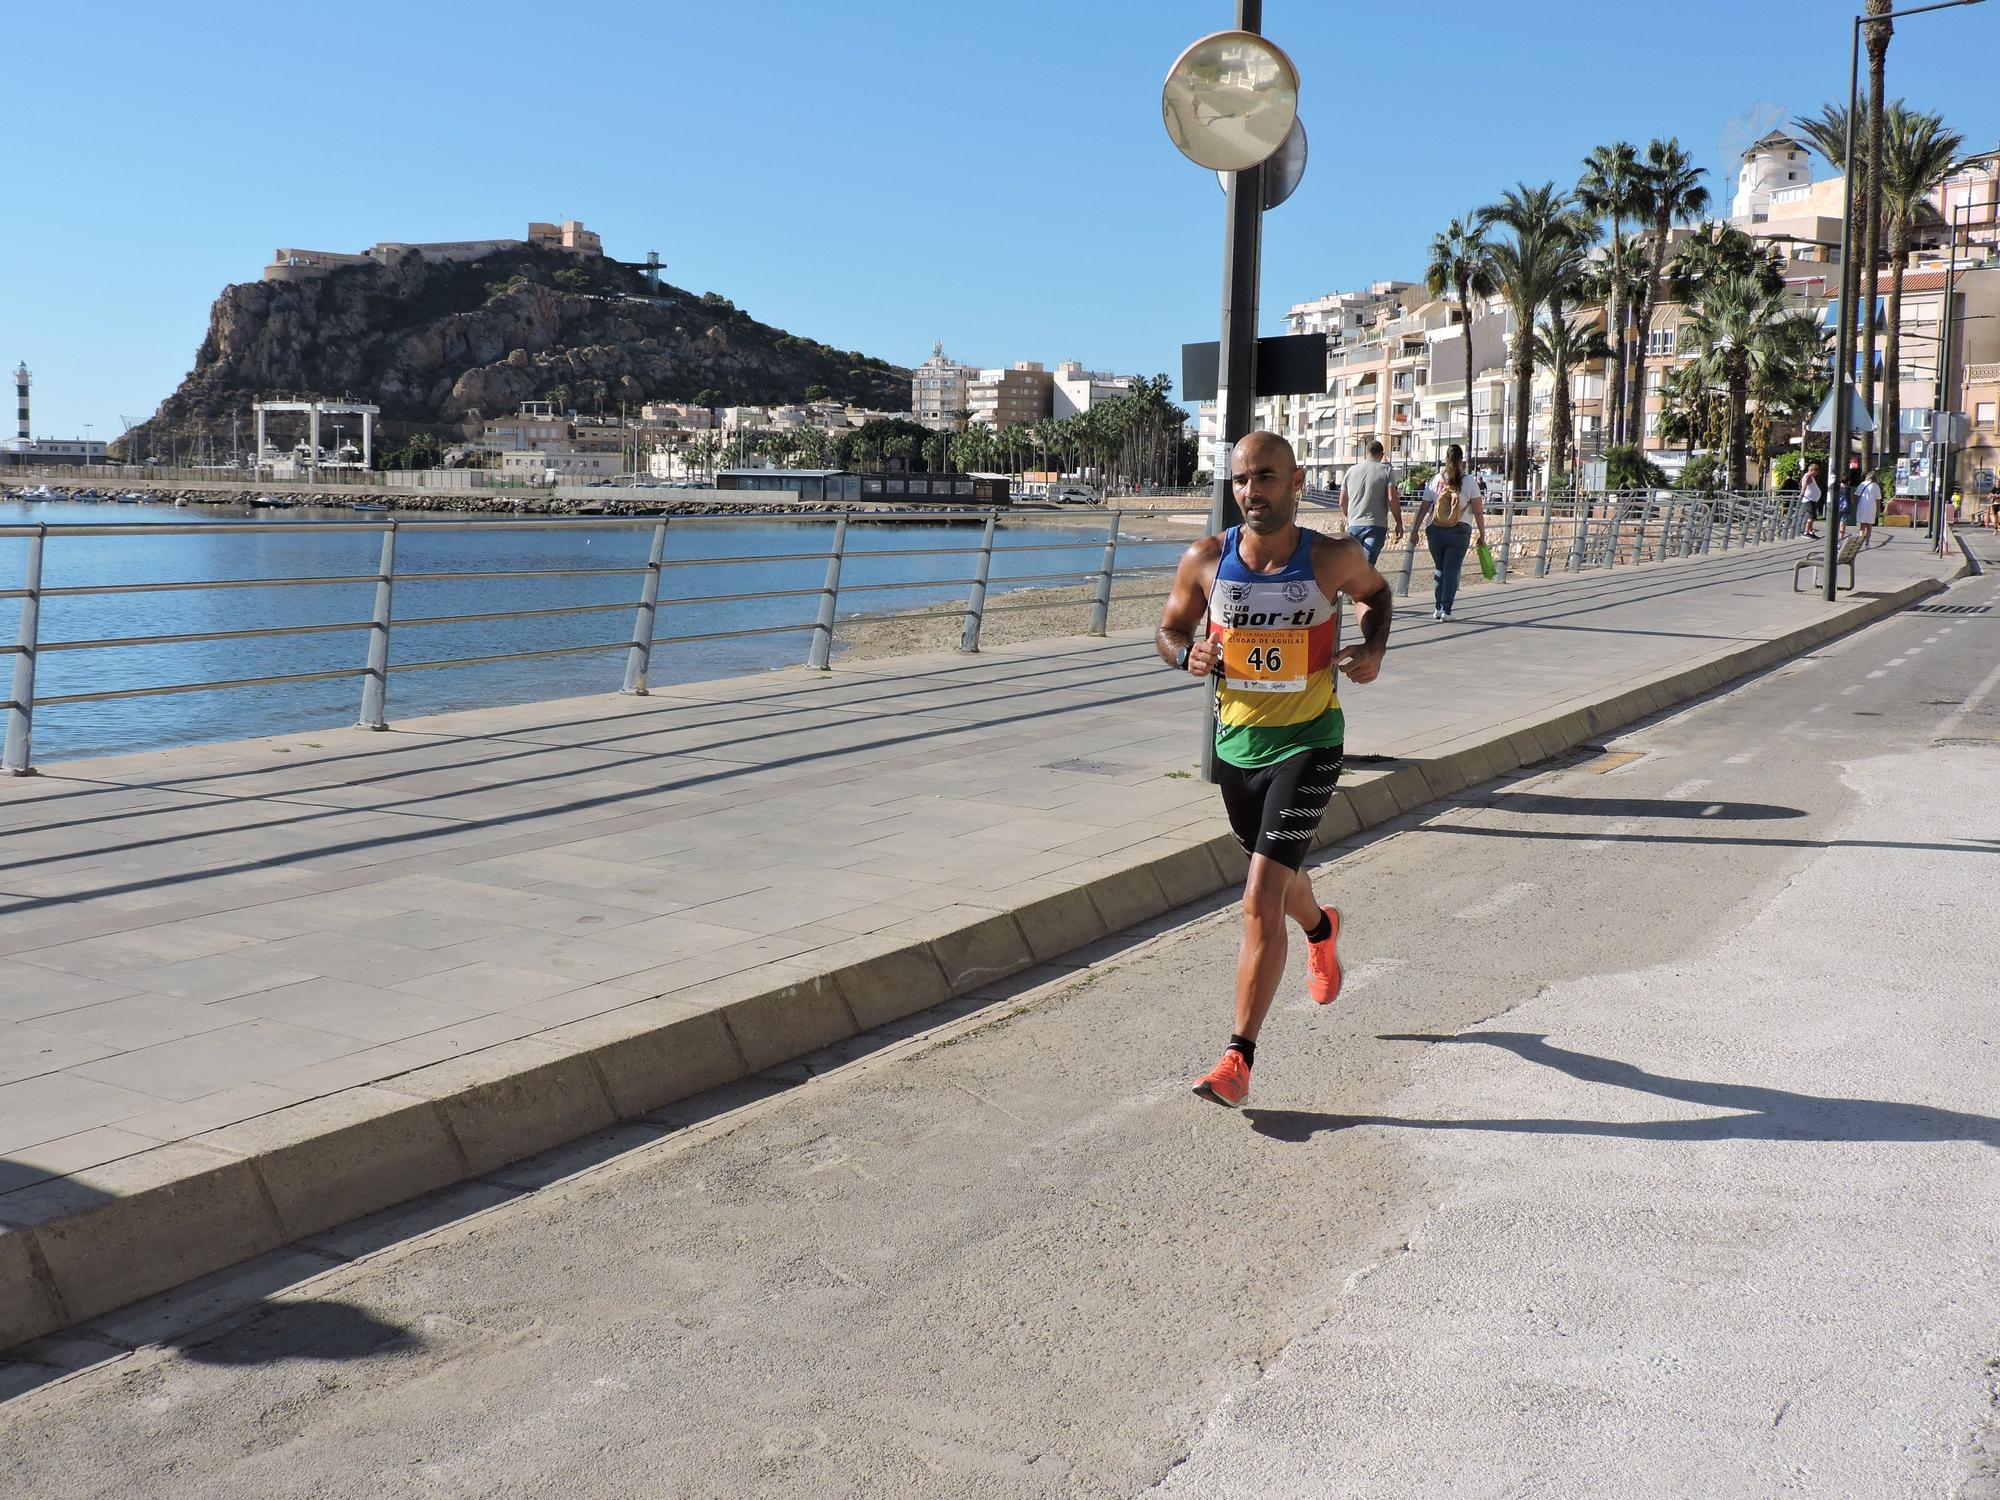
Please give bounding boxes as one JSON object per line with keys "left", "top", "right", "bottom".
{"left": 350, "top": 502, "right": 392, "bottom": 513}
{"left": 248, "top": 495, "right": 289, "bottom": 509}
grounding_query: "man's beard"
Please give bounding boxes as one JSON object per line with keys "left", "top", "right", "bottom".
{"left": 1243, "top": 503, "right": 1292, "bottom": 535}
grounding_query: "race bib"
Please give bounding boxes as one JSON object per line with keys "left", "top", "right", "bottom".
{"left": 1220, "top": 629, "right": 1308, "bottom": 692}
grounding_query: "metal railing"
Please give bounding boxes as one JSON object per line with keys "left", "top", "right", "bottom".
{"left": 0, "top": 508, "right": 1191, "bottom": 774}
{"left": 0, "top": 491, "right": 1804, "bottom": 775}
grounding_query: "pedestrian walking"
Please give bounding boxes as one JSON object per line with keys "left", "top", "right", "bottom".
{"left": 1156, "top": 430, "right": 1393, "bottom": 1108}
{"left": 1407, "top": 444, "right": 1488, "bottom": 621}
{"left": 1338, "top": 439, "right": 1402, "bottom": 564}
{"left": 1854, "top": 465, "right": 1882, "bottom": 545}
{"left": 1801, "top": 461, "right": 1825, "bottom": 540}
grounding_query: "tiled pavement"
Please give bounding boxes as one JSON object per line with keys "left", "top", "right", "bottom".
{"left": 0, "top": 537, "right": 1960, "bottom": 1202}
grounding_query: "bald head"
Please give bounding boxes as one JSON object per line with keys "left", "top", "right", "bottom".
{"left": 1231, "top": 430, "right": 1296, "bottom": 476}
{"left": 1229, "top": 430, "right": 1304, "bottom": 535}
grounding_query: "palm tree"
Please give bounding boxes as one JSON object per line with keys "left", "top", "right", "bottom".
{"left": 1481, "top": 215, "right": 1564, "bottom": 490}
{"left": 1748, "top": 309, "right": 1829, "bottom": 487}
{"left": 1677, "top": 273, "right": 1825, "bottom": 490}
{"left": 1795, "top": 98, "right": 1897, "bottom": 433}
{"left": 1532, "top": 314, "right": 1611, "bottom": 481}
{"left": 1424, "top": 215, "right": 1494, "bottom": 456}
{"left": 1577, "top": 141, "right": 1643, "bottom": 445}
{"left": 1665, "top": 222, "right": 1787, "bottom": 303}
{"left": 1482, "top": 183, "right": 1598, "bottom": 487}
{"left": 1877, "top": 106, "right": 1965, "bottom": 463}
{"left": 1626, "top": 140, "right": 1711, "bottom": 451}
{"left": 1860, "top": 0, "right": 1895, "bottom": 462}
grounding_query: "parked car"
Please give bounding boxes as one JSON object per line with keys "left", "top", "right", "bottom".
{"left": 1051, "top": 485, "right": 1100, "bottom": 506}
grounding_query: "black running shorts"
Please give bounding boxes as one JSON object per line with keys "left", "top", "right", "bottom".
{"left": 1215, "top": 744, "right": 1346, "bottom": 870}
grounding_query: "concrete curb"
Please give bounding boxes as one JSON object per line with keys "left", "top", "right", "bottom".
{"left": 0, "top": 565, "right": 1954, "bottom": 1351}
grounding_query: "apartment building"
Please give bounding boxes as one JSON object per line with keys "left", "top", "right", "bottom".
{"left": 912, "top": 343, "right": 974, "bottom": 427}
{"left": 967, "top": 362, "right": 1054, "bottom": 428}
{"left": 1052, "top": 361, "right": 1144, "bottom": 419}
{"left": 479, "top": 401, "right": 567, "bottom": 453}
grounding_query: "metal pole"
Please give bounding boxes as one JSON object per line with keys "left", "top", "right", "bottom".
{"left": 1201, "top": 0, "right": 1265, "bottom": 785}
{"left": 621, "top": 520, "right": 668, "bottom": 694}
{"left": 3, "top": 525, "right": 44, "bottom": 775}
{"left": 959, "top": 510, "right": 997, "bottom": 652}
{"left": 1824, "top": 14, "right": 1861, "bottom": 601}
{"left": 807, "top": 514, "right": 848, "bottom": 670}
{"left": 357, "top": 523, "right": 396, "bottom": 731}
{"left": 1089, "top": 510, "right": 1122, "bottom": 636}
{"left": 1498, "top": 487, "right": 1515, "bottom": 581}
{"left": 1534, "top": 489, "right": 1554, "bottom": 576}
{"left": 1605, "top": 493, "right": 1627, "bottom": 567}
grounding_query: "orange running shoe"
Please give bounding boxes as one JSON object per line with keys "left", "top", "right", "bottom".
{"left": 1306, "top": 905, "right": 1342, "bottom": 1005}
{"left": 1193, "top": 1048, "right": 1251, "bottom": 1107}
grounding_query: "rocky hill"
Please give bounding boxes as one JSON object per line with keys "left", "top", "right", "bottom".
{"left": 125, "top": 246, "right": 910, "bottom": 456}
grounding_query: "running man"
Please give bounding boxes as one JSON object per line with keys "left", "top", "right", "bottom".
{"left": 1158, "top": 431, "right": 1393, "bottom": 1107}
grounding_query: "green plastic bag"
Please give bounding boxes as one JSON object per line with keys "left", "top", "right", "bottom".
{"left": 1476, "top": 541, "right": 1496, "bottom": 581}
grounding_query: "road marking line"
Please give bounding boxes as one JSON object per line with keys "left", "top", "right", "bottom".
{"left": 1723, "top": 750, "right": 1759, "bottom": 765}
{"left": 1886, "top": 658, "right": 1907, "bottom": 667}
{"left": 1453, "top": 880, "right": 1536, "bottom": 921}
{"left": 1936, "top": 653, "right": 2000, "bottom": 742}
{"left": 1582, "top": 819, "right": 1638, "bottom": 850}
{"left": 1867, "top": 670, "right": 1888, "bottom": 679}
{"left": 1924, "top": 636, "right": 1940, "bottom": 644}
{"left": 1810, "top": 704, "right": 1828, "bottom": 713}
{"left": 1667, "top": 777, "right": 1713, "bottom": 798}
{"left": 1701, "top": 803, "right": 1725, "bottom": 817}
{"left": 1841, "top": 684, "right": 1861, "bottom": 695}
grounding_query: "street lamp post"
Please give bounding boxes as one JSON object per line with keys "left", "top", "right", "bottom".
{"left": 1932, "top": 192, "right": 1998, "bottom": 543}
{"left": 1823, "top": 0, "right": 1986, "bottom": 599}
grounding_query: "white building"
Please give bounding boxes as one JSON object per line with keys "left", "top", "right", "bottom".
{"left": 1052, "top": 361, "right": 1143, "bottom": 418}
{"left": 912, "top": 342, "right": 974, "bottom": 427}
{"left": 1730, "top": 131, "right": 1814, "bottom": 226}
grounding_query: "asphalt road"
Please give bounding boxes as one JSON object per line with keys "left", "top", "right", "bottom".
{"left": 5, "top": 551, "right": 1997, "bottom": 1499}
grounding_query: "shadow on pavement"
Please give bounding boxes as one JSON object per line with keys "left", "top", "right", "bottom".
{"left": 168, "top": 1300, "right": 424, "bottom": 1368}
{"left": 1476, "top": 792, "right": 1808, "bottom": 821}
{"left": 1244, "top": 1031, "right": 2000, "bottom": 1148}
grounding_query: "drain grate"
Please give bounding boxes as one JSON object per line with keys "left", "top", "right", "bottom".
{"left": 1910, "top": 603, "right": 1993, "bottom": 614}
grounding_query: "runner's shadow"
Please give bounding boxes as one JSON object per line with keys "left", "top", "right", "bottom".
{"left": 1243, "top": 1032, "right": 2000, "bottom": 1147}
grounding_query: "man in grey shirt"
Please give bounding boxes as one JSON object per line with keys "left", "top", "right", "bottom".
{"left": 1339, "top": 440, "right": 1402, "bottom": 563}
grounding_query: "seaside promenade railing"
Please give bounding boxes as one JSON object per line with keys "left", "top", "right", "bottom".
{"left": 0, "top": 490, "right": 1802, "bottom": 774}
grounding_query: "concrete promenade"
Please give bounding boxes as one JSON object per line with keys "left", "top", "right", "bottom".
{"left": 0, "top": 533, "right": 1967, "bottom": 1347}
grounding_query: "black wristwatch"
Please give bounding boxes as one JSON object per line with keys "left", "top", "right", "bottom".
{"left": 1174, "top": 642, "right": 1192, "bottom": 672}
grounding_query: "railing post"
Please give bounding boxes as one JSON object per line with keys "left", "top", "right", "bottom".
{"left": 1632, "top": 496, "right": 1650, "bottom": 566}
{"left": 807, "top": 514, "right": 848, "bottom": 670}
{"left": 1396, "top": 528, "right": 1419, "bottom": 599}
{"left": 1700, "top": 500, "right": 1716, "bottom": 554}
{"left": 1534, "top": 489, "right": 1555, "bottom": 577}
{"left": 1570, "top": 493, "right": 1590, "bottom": 572}
{"left": 959, "top": 511, "right": 997, "bottom": 653}
{"left": 1497, "top": 486, "right": 1515, "bottom": 582}
{"left": 357, "top": 523, "right": 396, "bottom": 731}
{"left": 1605, "top": 493, "right": 1627, "bottom": 568}
{"left": 1089, "top": 510, "right": 1122, "bottom": 637}
{"left": 4, "top": 524, "right": 44, "bottom": 775}
{"left": 621, "top": 519, "right": 669, "bottom": 695}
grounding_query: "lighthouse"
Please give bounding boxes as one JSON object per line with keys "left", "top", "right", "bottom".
{"left": 13, "top": 363, "right": 27, "bottom": 441}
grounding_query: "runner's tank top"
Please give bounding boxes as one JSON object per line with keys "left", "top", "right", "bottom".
{"left": 1206, "top": 525, "right": 1345, "bottom": 769}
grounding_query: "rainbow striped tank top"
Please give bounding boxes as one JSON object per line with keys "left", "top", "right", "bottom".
{"left": 1207, "top": 526, "right": 1345, "bottom": 769}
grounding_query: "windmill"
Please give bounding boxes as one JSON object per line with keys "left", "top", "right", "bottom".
{"left": 1718, "top": 101, "right": 1796, "bottom": 217}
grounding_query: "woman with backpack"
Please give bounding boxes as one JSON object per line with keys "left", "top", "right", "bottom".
{"left": 1408, "top": 444, "right": 1488, "bottom": 621}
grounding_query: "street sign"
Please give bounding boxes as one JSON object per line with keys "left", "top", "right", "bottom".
{"left": 1808, "top": 386, "right": 1875, "bottom": 434}
{"left": 1181, "top": 333, "right": 1329, "bottom": 401}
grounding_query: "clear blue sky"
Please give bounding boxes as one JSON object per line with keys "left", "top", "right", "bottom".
{"left": 4, "top": 0, "right": 1994, "bottom": 441}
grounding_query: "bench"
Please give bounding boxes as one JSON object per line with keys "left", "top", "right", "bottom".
{"left": 1793, "top": 532, "right": 1865, "bottom": 593}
